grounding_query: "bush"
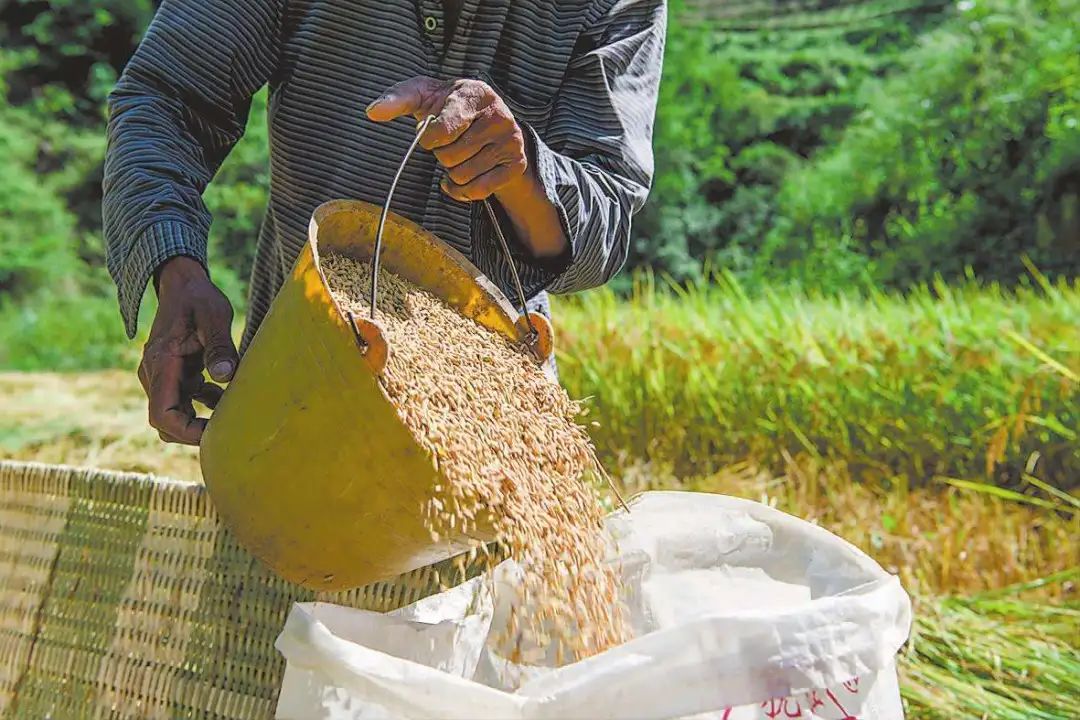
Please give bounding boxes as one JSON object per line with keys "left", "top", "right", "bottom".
{"left": 1, "top": 0, "right": 260, "bottom": 307}
{"left": 0, "top": 284, "right": 136, "bottom": 371}
{"left": 203, "top": 88, "right": 271, "bottom": 297}
{"left": 0, "top": 98, "right": 133, "bottom": 370}
{"left": 2, "top": 0, "right": 1077, "bottom": 366}
{"left": 0, "top": 0, "right": 154, "bottom": 126}
{"left": 0, "top": 47, "right": 143, "bottom": 367}
{"left": 0, "top": 110, "right": 78, "bottom": 299}
{"left": 630, "top": 0, "right": 952, "bottom": 288}
{"left": 762, "top": 0, "right": 1080, "bottom": 288}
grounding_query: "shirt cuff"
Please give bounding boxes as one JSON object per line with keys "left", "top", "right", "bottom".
{"left": 117, "top": 220, "right": 207, "bottom": 338}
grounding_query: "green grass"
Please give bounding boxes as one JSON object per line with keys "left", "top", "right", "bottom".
{"left": 0, "top": 286, "right": 137, "bottom": 371}
{"left": 4, "top": 268, "right": 1078, "bottom": 489}
{"left": 902, "top": 571, "right": 1080, "bottom": 719}
{"left": 555, "top": 268, "right": 1080, "bottom": 486}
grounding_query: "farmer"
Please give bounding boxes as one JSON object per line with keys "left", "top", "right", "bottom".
{"left": 103, "top": 0, "right": 666, "bottom": 445}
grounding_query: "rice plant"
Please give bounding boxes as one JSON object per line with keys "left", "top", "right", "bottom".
{"left": 555, "top": 268, "right": 1080, "bottom": 487}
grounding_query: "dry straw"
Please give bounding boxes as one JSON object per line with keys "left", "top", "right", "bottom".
{"left": 323, "top": 254, "right": 628, "bottom": 665}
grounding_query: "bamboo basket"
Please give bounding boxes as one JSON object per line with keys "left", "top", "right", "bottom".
{"left": 0, "top": 460, "right": 477, "bottom": 719}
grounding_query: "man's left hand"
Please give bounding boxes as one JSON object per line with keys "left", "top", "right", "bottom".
{"left": 366, "top": 76, "right": 529, "bottom": 202}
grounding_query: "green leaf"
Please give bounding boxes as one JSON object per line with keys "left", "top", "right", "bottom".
{"left": 937, "top": 477, "right": 1071, "bottom": 513}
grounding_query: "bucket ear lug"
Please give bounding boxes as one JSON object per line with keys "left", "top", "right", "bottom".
{"left": 350, "top": 315, "right": 389, "bottom": 375}
{"left": 517, "top": 312, "right": 554, "bottom": 364}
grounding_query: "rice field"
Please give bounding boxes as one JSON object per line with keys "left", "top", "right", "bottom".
{"left": 556, "top": 269, "right": 1079, "bottom": 486}
{"left": 1, "top": 275, "right": 1076, "bottom": 719}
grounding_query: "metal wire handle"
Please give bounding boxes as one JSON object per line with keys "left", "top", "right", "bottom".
{"left": 370, "top": 114, "right": 438, "bottom": 321}
{"left": 482, "top": 199, "right": 538, "bottom": 343}
{"left": 369, "top": 114, "right": 538, "bottom": 347}
{"left": 368, "top": 115, "right": 627, "bottom": 513}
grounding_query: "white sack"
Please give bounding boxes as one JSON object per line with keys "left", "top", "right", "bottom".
{"left": 275, "top": 491, "right": 912, "bottom": 719}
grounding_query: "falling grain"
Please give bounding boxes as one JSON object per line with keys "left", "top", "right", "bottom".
{"left": 322, "top": 254, "right": 628, "bottom": 665}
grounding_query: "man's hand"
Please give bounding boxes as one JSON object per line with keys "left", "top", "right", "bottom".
{"left": 139, "top": 256, "right": 238, "bottom": 445}
{"left": 366, "top": 76, "right": 568, "bottom": 258}
{"left": 366, "top": 76, "right": 529, "bottom": 202}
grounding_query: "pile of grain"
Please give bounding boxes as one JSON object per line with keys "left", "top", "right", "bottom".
{"left": 322, "top": 253, "right": 627, "bottom": 664}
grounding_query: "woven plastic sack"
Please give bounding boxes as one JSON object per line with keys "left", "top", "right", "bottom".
{"left": 274, "top": 492, "right": 912, "bottom": 719}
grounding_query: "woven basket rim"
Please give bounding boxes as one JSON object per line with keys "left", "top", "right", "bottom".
{"left": 0, "top": 458, "right": 200, "bottom": 489}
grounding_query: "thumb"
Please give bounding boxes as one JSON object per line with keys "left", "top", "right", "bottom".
{"left": 366, "top": 76, "right": 445, "bottom": 122}
{"left": 195, "top": 295, "right": 239, "bottom": 383}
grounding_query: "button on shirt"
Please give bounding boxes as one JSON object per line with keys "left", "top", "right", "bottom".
{"left": 103, "top": 0, "right": 667, "bottom": 352}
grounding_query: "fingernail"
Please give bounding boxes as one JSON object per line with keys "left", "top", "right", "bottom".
{"left": 365, "top": 95, "right": 388, "bottom": 113}
{"left": 210, "top": 361, "right": 235, "bottom": 381}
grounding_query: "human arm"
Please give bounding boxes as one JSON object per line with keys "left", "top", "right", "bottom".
{"left": 366, "top": 0, "right": 667, "bottom": 295}
{"left": 103, "top": 0, "right": 284, "bottom": 443}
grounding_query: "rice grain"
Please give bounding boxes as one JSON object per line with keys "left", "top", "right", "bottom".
{"left": 322, "top": 254, "right": 628, "bottom": 665}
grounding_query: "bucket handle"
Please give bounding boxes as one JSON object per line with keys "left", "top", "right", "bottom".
{"left": 367, "top": 116, "right": 625, "bottom": 512}
{"left": 369, "top": 115, "right": 541, "bottom": 350}
{"left": 369, "top": 114, "right": 439, "bottom": 325}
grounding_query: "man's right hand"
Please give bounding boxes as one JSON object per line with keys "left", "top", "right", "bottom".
{"left": 139, "top": 256, "right": 238, "bottom": 445}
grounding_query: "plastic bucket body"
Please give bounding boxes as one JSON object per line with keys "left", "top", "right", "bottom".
{"left": 200, "top": 200, "right": 541, "bottom": 591}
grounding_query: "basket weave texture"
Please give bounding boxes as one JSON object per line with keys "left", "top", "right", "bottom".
{"left": 0, "top": 460, "right": 466, "bottom": 719}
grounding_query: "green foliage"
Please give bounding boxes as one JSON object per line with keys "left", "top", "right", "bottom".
{"left": 764, "top": 0, "right": 1080, "bottom": 289}
{"left": 5, "top": 0, "right": 1078, "bottom": 310}
{"left": 0, "top": 285, "right": 136, "bottom": 371}
{"left": 0, "top": 0, "right": 154, "bottom": 125}
{"left": 0, "top": 49, "right": 103, "bottom": 299}
{"left": 0, "top": 46, "right": 132, "bottom": 367}
{"left": 1, "top": 0, "right": 151, "bottom": 290}
{"left": 0, "top": 104, "right": 77, "bottom": 298}
{"left": 633, "top": 0, "right": 1080, "bottom": 290}
{"left": 2, "top": 0, "right": 1079, "bottom": 367}
{"left": 555, "top": 271, "right": 1080, "bottom": 487}
{"left": 1, "top": 0, "right": 265, "bottom": 310}
{"left": 631, "top": 0, "right": 953, "bottom": 287}
{"left": 204, "top": 88, "right": 271, "bottom": 292}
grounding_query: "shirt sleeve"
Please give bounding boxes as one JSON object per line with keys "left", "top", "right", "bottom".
{"left": 102, "top": 0, "right": 284, "bottom": 338}
{"left": 476, "top": 0, "right": 667, "bottom": 298}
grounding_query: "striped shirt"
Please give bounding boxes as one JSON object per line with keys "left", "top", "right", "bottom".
{"left": 103, "top": 0, "right": 666, "bottom": 352}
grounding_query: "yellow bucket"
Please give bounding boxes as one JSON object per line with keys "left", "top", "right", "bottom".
{"left": 200, "top": 198, "right": 553, "bottom": 591}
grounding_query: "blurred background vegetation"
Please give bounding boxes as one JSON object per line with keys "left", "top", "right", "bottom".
{"left": 1, "top": 4, "right": 1077, "bottom": 717}
{"left": 1, "top": 0, "right": 1077, "bottom": 369}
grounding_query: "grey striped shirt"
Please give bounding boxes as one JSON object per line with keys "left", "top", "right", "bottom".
{"left": 103, "top": 0, "right": 666, "bottom": 351}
